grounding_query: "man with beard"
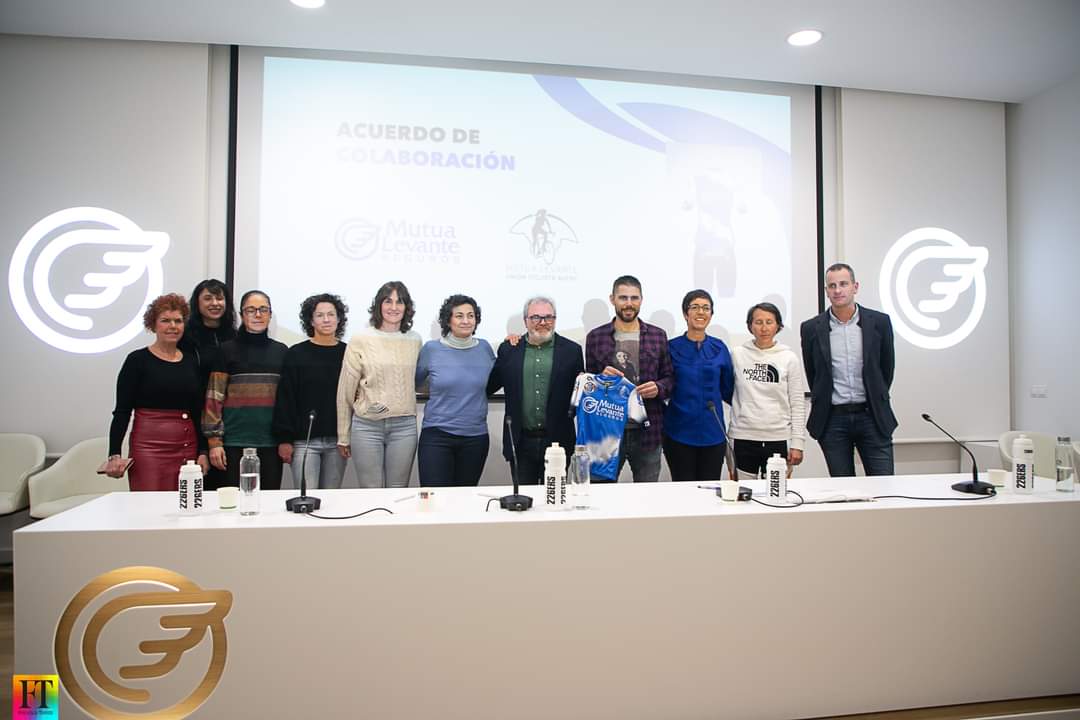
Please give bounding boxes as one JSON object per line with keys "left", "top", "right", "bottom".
{"left": 488, "top": 296, "right": 584, "bottom": 484}
{"left": 584, "top": 275, "right": 674, "bottom": 482}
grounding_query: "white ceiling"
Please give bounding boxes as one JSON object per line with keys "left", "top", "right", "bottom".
{"left": 2, "top": 0, "right": 1079, "bottom": 103}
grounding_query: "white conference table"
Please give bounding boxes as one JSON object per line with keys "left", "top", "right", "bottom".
{"left": 14, "top": 474, "right": 1080, "bottom": 719}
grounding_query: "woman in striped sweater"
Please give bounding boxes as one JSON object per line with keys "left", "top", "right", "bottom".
{"left": 202, "top": 290, "right": 289, "bottom": 489}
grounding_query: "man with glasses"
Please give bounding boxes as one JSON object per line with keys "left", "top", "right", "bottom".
{"left": 488, "top": 296, "right": 584, "bottom": 485}
{"left": 584, "top": 275, "right": 674, "bottom": 482}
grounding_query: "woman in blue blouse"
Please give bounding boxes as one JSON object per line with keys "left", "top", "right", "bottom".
{"left": 662, "top": 289, "right": 735, "bottom": 481}
{"left": 415, "top": 294, "right": 495, "bottom": 487}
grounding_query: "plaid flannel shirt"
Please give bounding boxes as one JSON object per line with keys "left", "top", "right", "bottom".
{"left": 584, "top": 318, "right": 674, "bottom": 450}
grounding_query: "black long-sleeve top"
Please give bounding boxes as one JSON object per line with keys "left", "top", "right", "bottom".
{"left": 109, "top": 348, "right": 207, "bottom": 456}
{"left": 181, "top": 320, "right": 236, "bottom": 393}
{"left": 272, "top": 340, "right": 346, "bottom": 443}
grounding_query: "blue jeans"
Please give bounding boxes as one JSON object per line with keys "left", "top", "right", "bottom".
{"left": 350, "top": 415, "right": 418, "bottom": 489}
{"left": 818, "top": 408, "right": 894, "bottom": 477}
{"left": 293, "top": 436, "right": 347, "bottom": 490}
{"left": 417, "top": 427, "right": 489, "bottom": 487}
{"left": 593, "top": 427, "right": 661, "bottom": 483}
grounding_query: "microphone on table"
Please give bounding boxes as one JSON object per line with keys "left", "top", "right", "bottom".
{"left": 922, "top": 413, "right": 995, "bottom": 496}
{"left": 286, "top": 409, "right": 323, "bottom": 512}
{"left": 500, "top": 415, "right": 533, "bottom": 511}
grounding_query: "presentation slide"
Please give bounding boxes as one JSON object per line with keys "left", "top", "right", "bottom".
{"left": 237, "top": 52, "right": 814, "bottom": 347}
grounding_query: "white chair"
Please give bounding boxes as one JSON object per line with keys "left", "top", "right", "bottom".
{"left": 0, "top": 433, "right": 47, "bottom": 515}
{"left": 998, "top": 431, "right": 1056, "bottom": 478}
{"left": 28, "top": 437, "right": 129, "bottom": 519}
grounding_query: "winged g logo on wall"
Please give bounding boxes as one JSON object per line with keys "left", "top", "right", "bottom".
{"left": 8, "top": 207, "right": 170, "bottom": 355}
{"left": 54, "top": 566, "right": 233, "bottom": 719}
{"left": 878, "top": 227, "right": 989, "bottom": 350}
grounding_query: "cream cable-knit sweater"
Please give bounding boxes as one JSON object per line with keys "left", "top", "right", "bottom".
{"left": 336, "top": 327, "right": 422, "bottom": 444}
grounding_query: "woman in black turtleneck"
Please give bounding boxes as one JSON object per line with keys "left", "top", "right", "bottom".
{"left": 272, "top": 293, "right": 348, "bottom": 491}
{"left": 183, "top": 279, "right": 237, "bottom": 490}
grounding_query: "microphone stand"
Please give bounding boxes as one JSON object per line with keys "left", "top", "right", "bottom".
{"left": 286, "top": 410, "right": 323, "bottom": 512}
{"left": 707, "top": 400, "right": 751, "bottom": 495}
{"left": 922, "top": 413, "right": 995, "bottom": 496}
{"left": 500, "top": 415, "right": 533, "bottom": 511}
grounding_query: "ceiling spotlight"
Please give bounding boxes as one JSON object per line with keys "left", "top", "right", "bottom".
{"left": 787, "top": 29, "right": 823, "bottom": 47}
{"left": 291, "top": 0, "right": 325, "bottom": 8}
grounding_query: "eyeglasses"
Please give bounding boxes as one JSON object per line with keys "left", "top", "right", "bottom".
{"left": 688, "top": 304, "right": 712, "bottom": 313}
{"left": 527, "top": 314, "right": 556, "bottom": 324}
{"left": 243, "top": 306, "right": 271, "bottom": 317}
{"left": 313, "top": 312, "right": 338, "bottom": 320}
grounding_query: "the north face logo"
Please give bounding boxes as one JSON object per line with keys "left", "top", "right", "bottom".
{"left": 743, "top": 363, "right": 779, "bottom": 383}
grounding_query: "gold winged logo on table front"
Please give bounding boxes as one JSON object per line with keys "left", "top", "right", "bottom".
{"left": 54, "top": 566, "right": 233, "bottom": 719}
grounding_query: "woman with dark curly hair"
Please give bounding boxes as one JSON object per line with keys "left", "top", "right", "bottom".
{"left": 182, "top": 278, "right": 237, "bottom": 489}
{"left": 272, "top": 293, "right": 349, "bottom": 490}
{"left": 106, "top": 294, "right": 208, "bottom": 490}
{"left": 184, "top": 278, "right": 237, "bottom": 375}
{"left": 415, "top": 293, "right": 495, "bottom": 486}
{"left": 202, "top": 290, "right": 289, "bottom": 489}
{"left": 336, "top": 281, "right": 422, "bottom": 488}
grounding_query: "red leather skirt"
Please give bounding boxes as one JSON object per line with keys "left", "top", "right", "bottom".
{"left": 129, "top": 409, "right": 199, "bottom": 491}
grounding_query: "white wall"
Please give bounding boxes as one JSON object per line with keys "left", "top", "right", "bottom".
{"left": 836, "top": 89, "right": 1010, "bottom": 443}
{"left": 0, "top": 34, "right": 213, "bottom": 451}
{"left": 1006, "top": 71, "right": 1080, "bottom": 440}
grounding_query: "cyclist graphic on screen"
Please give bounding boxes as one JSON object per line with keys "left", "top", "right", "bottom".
{"left": 531, "top": 209, "right": 553, "bottom": 258}
{"left": 508, "top": 208, "right": 579, "bottom": 265}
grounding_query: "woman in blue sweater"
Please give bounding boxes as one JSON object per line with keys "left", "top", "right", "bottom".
{"left": 662, "top": 289, "right": 735, "bottom": 482}
{"left": 415, "top": 294, "right": 495, "bottom": 486}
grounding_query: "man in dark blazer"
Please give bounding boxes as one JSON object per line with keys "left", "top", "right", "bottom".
{"left": 800, "top": 263, "right": 897, "bottom": 476}
{"left": 487, "top": 296, "right": 584, "bottom": 484}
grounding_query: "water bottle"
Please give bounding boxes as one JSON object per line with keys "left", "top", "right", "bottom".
{"left": 1012, "top": 434, "right": 1034, "bottom": 494}
{"left": 178, "top": 460, "right": 203, "bottom": 516}
{"left": 766, "top": 453, "right": 787, "bottom": 500}
{"left": 239, "top": 448, "right": 261, "bottom": 515}
{"left": 1056, "top": 436, "right": 1075, "bottom": 493}
{"left": 569, "top": 444, "right": 591, "bottom": 510}
{"left": 544, "top": 443, "right": 567, "bottom": 510}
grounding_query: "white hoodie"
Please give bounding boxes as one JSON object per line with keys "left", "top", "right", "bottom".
{"left": 728, "top": 340, "right": 807, "bottom": 450}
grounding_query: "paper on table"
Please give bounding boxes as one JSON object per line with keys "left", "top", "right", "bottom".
{"left": 797, "top": 490, "right": 875, "bottom": 504}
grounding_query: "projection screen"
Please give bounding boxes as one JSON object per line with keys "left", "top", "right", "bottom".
{"left": 234, "top": 49, "right": 819, "bottom": 350}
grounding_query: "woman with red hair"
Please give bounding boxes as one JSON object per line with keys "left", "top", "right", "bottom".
{"left": 105, "top": 294, "right": 208, "bottom": 490}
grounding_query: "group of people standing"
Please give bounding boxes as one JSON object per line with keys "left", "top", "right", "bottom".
{"left": 107, "top": 281, "right": 494, "bottom": 491}
{"left": 578, "top": 274, "right": 808, "bottom": 484}
{"left": 106, "top": 262, "right": 897, "bottom": 491}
